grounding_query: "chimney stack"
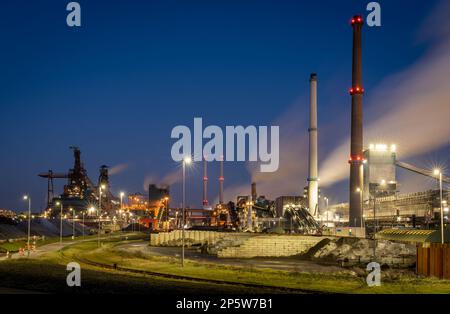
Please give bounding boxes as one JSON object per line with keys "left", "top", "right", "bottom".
{"left": 219, "top": 157, "right": 224, "bottom": 204}
{"left": 308, "top": 73, "right": 319, "bottom": 216}
{"left": 251, "top": 182, "right": 257, "bottom": 202}
{"left": 349, "top": 15, "right": 364, "bottom": 227}
{"left": 203, "top": 156, "right": 209, "bottom": 207}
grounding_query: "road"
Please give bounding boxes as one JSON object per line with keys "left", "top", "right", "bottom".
{"left": 0, "top": 234, "right": 140, "bottom": 261}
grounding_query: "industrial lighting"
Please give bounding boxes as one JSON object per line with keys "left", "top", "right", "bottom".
{"left": 380, "top": 179, "right": 386, "bottom": 186}
{"left": 444, "top": 207, "right": 449, "bottom": 213}
{"left": 433, "top": 169, "right": 441, "bottom": 176}
{"left": 390, "top": 144, "right": 397, "bottom": 152}
{"left": 23, "top": 195, "right": 29, "bottom": 200}
{"left": 356, "top": 188, "right": 361, "bottom": 193}
{"left": 374, "top": 144, "right": 387, "bottom": 152}
{"left": 183, "top": 156, "right": 192, "bottom": 165}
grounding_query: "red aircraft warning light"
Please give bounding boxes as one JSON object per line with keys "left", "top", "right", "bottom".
{"left": 351, "top": 15, "right": 364, "bottom": 25}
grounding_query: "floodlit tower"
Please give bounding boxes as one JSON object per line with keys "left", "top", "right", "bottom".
{"left": 308, "top": 73, "right": 319, "bottom": 216}
{"left": 219, "top": 157, "right": 224, "bottom": 204}
{"left": 348, "top": 15, "right": 364, "bottom": 227}
{"left": 203, "top": 156, "right": 209, "bottom": 207}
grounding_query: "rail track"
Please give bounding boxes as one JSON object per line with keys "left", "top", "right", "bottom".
{"left": 60, "top": 243, "right": 335, "bottom": 294}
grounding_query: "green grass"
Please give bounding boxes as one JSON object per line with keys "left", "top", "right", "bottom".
{"left": 0, "top": 236, "right": 277, "bottom": 294}
{"left": 61, "top": 241, "right": 365, "bottom": 293}
{"left": 2, "top": 237, "right": 450, "bottom": 294}
{"left": 68, "top": 241, "right": 450, "bottom": 294}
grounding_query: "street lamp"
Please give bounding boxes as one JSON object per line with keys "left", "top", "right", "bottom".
{"left": 120, "top": 192, "right": 125, "bottom": 210}
{"left": 434, "top": 169, "right": 445, "bottom": 244}
{"left": 356, "top": 188, "right": 363, "bottom": 228}
{"left": 182, "top": 155, "right": 192, "bottom": 267}
{"left": 23, "top": 195, "right": 31, "bottom": 256}
{"left": 70, "top": 208, "right": 75, "bottom": 240}
{"left": 56, "top": 201, "right": 63, "bottom": 244}
{"left": 98, "top": 185, "right": 106, "bottom": 247}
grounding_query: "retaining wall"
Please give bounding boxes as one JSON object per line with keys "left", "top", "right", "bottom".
{"left": 150, "top": 231, "right": 326, "bottom": 259}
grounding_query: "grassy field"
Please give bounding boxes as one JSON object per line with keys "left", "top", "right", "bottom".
{"left": 1, "top": 237, "right": 449, "bottom": 294}
{"left": 0, "top": 235, "right": 280, "bottom": 294}
{"left": 61, "top": 240, "right": 450, "bottom": 294}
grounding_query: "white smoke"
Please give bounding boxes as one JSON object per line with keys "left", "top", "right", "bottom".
{"left": 220, "top": 99, "right": 310, "bottom": 201}
{"left": 109, "top": 163, "right": 129, "bottom": 176}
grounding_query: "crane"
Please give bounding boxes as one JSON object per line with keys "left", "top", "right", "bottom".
{"left": 38, "top": 170, "right": 69, "bottom": 208}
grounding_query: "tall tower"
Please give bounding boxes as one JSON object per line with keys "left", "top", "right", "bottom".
{"left": 219, "top": 157, "right": 224, "bottom": 204}
{"left": 251, "top": 182, "right": 257, "bottom": 202}
{"left": 203, "top": 156, "right": 209, "bottom": 207}
{"left": 308, "top": 73, "right": 319, "bottom": 216}
{"left": 349, "top": 15, "right": 364, "bottom": 227}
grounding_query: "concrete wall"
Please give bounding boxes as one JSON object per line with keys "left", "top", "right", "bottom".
{"left": 217, "top": 235, "right": 324, "bottom": 258}
{"left": 323, "top": 227, "right": 366, "bottom": 238}
{"left": 150, "top": 231, "right": 326, "bottom": 259}
{"left": 150, "top": 231, "right": 244, "bottom": 246}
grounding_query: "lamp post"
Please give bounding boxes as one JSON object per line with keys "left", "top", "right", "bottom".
{"left": 70, "top": 208, "right": 75, "bottom": 240}
{"left": 56, "top": 201, "right": 63, "bottom": 244}
{"left": 356, "top": 188, "right": 363, "bottom": 228}
{"left": 324, "top": 197, "right": 329, "bottom": 227}
{"left": 434, "top": 169, "right": 445, "bottom": 244}
{"left": 120, "top": 192, "right": 125, "bottom": 210}
{"left": 98, "top": 184, "right": 105, "bottom": 247}
{"left": 23, "top": 195, "right": 31, "bottom": 256}
{"left": 82, "top": 210, "right": 85, "bottom": 238}
{"left": 181, "top": 156, "right": 192, "bottom": 268}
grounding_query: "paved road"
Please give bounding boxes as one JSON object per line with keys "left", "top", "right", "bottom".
{"left": 116, "top": 242, "right": 346, "bottom": 273}
{"left": 0, "top": 234, "right": 140, "bottom": 261}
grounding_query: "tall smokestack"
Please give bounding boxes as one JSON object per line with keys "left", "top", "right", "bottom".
{"left": 251, "top": 182, "right": 257, "bottom": 202}
{"left": 219, "top": 157, "right": 224, "bottom": 204}
{"left": 349, "top": 15, "right": 364, "bottom": 227}
{"left": 308, "top": 73, "right": 319, "bottom": 216}
{"left": 203, "top": 156, "right": 209, "bottom": 207}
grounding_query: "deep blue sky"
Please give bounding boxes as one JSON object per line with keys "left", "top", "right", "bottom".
{"left": 0, "top": 0, "right": 445, "bottom": 212}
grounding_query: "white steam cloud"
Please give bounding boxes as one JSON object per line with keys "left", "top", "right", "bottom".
{"left": 109, "top": 163, "right": 129, "bottom": 176}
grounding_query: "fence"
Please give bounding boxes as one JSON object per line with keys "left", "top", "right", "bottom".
{"left": 416, "top": 243, "right": 450, "bottom": 279}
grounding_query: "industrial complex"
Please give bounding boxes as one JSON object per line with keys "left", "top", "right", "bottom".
{"left": 14, "top": 14, "right": 446, "bottom": 240}
{"left": 1, "top": 3, "right": 449, "bottom": 297}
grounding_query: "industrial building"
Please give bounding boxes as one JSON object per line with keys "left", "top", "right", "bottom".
{"left": 39, "top": 147, "right": 119, "bottom": 217}
{"left": 363, "top": 144, "right": 398, "bottom": 201}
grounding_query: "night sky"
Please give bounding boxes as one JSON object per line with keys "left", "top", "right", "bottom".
{"left": 1, "top": 0, "right": 449, "bottom": 212}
